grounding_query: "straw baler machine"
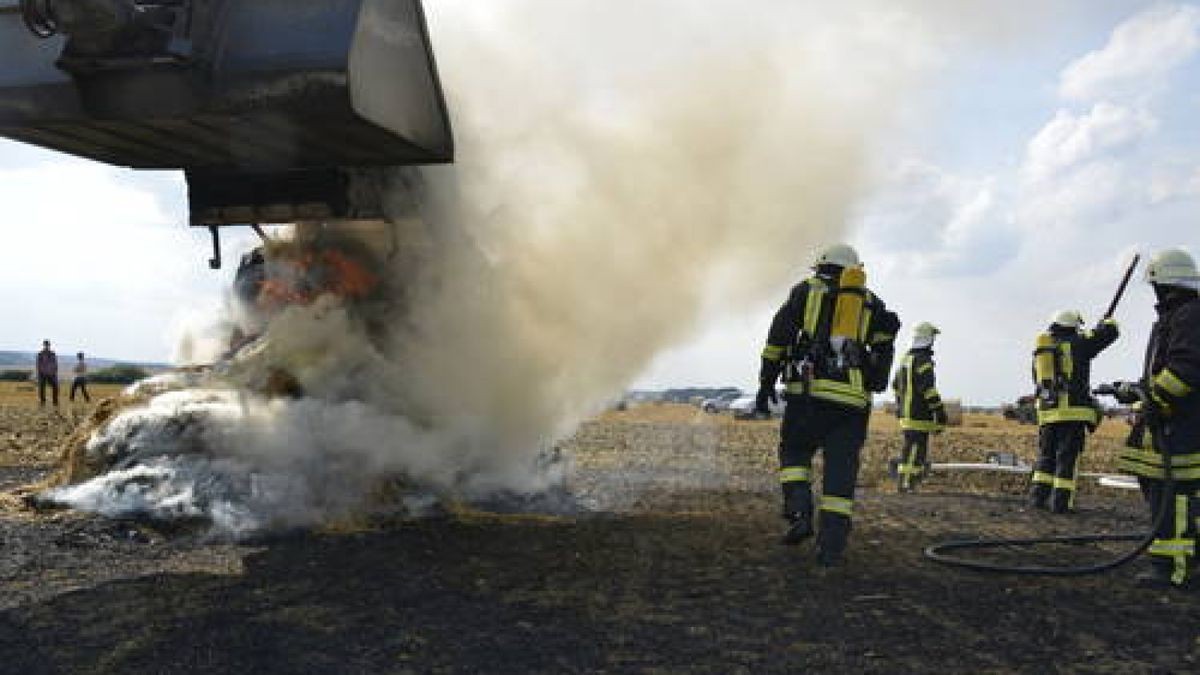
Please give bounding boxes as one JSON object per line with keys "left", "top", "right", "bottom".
{"left": 0, "top": 0, "right": 453, "bottom": 266}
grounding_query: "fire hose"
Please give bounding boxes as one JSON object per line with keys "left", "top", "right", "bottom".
{"left": 923, "top": 254, "right": 1174, "bottom": 576}
{"left": 922, "top": 385, "right": 1172, "bottom": 576}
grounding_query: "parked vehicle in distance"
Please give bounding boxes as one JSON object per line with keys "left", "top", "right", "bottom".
{"left": 701, "top": 391, "right": 743, "bottom": 413}
{"left": 1002, "top": 395, "right": 1038, "bottom": 425}
{"left": 730, "top": 393, "right": 785, "bottom": 420}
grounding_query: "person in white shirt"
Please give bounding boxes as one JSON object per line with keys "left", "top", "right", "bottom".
{"left": 70, "top": 352, "right": 90, "bottom": 403}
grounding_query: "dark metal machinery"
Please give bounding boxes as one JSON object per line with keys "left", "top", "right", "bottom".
{"left": 0, "top": 0, "right": 453, "bottom": 266}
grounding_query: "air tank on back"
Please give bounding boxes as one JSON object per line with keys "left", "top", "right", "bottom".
{"left": 0, "top": 0, "right": 453, "bottom": 228}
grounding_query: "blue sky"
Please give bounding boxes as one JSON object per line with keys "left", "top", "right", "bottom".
{"left": 2, "top": 1, "right": 1198, "bottom": 405}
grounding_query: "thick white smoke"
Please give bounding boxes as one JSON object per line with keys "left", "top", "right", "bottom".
{"left": 399, "top": 0, "right": 940, "bottom": 461}
{"left": 45, "top": 1, "right": 959, "bottom": 534}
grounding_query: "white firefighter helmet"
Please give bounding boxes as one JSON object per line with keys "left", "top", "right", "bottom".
{"left": 1050, "top": 309, "right": 1084, "bottom": 329}
{"left": 1145, "top": 248, "right": 1200, "bottom": 289}
{"left": 813, "top": 243, "right": 861, "bottom": 269}
{"left": 913, "top": 322, "right": 940, "bottom": 339}
{"left": 912, "top": 321, "right": 940, "bottom": 348}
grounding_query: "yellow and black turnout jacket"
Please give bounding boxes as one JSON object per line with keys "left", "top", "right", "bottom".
{"left": 893, "top": 347, "right": 946, "bottom": 432}
{"left": 1120, "top": 293, "right": 1200, "bottom": 481}
{"left": 759, "top": 272, "right": 899, "bottom": 411}
{"left": 1032, "top": 319, "right": 1119, "bottom": 426}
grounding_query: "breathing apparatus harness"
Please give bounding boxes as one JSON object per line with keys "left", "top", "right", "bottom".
{"left": 786, "top": 266, "right": 868, "bottom": 400}
{"left": 923, "top": 254, "right": 1175, "bottom": 576}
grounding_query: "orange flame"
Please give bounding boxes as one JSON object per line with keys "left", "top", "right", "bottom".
{"left": 320, "top": 250, "right": 379, "bottom": 299}
{"left": 255, "top": 246, "right": 380, "bottom": 311}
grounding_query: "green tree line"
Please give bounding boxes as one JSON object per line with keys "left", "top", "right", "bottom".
{"left": 0, "top": 365, "right": 149, "bottom": 384}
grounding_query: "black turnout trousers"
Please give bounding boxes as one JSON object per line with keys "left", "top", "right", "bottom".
{"left": 777, "top": 396, "right": 868, "bottom": 529}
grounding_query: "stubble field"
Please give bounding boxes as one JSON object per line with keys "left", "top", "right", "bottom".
{"left": 0, "top": 384, "right": 1196, "bottom": 673}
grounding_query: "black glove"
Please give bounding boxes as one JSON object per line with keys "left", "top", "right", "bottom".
{"left": 934, "top": 408, "right": 948, "bottom": 426}
{"left": 755, "top": 383, "right": 778, "bottom": 414}
{"left": 1113, "top": 381, "right": 1141, "bottom": 405}
{"left": 1141, "top": 395, "right": 1171, "bottom": 429}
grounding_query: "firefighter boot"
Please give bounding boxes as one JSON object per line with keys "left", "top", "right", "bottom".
{"left": 895, "top": 456, "right": 917, "bottom": 493}
{"left": 897, "top": 465, "right": 926, "bottom": 493}
{"left": 912, "top": 443, "right": 931, "bottom": 492}
{"left": 1028, "top": 483, "right": 1050, "bottom": 510}
{"left": 780, "top": 485, "right": 814, "bottom": 546}
{"left": 1138, "top": 495, "right": 1200, "bottom": 589}
{"left": 1049, "top": 488, "right": 1074, "bottom": 515}
{"left": 815, "top": 511, "right": 851, "bottom": 567}
{"left": 907, "top": 462, "right": 929, "bottom": 493}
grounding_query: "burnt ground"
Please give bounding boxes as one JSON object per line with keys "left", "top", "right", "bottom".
{"left": 0, "top": 404, "right": 1197, "bottom": 674}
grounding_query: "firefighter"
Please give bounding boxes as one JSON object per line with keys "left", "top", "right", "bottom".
{"left": 892, "top": 322, "right": 948, "bottom": 492}
{"left": 1114, "top": 248, "right": 1200, "bottom": 589}
{"left": 1029, "top": 309, "right": 1119, "bottom": 513}
{"left": 755, "top": 243, "right": 899, "bottom": 566}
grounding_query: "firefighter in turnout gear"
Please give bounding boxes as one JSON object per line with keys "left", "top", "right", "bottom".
{"left": 892, "top": 322, "right": 948, "bottom": 492}
{"left": 1114, "top": 248, "right": 1200, "bottom": 589}
{"left": 1029, "top": 309, "right": 1119, "bottom": 513}
{"left": 756, "top": 243, "right": 899, "bottom": 566}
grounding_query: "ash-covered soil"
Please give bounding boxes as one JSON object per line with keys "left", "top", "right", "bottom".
{"left": 0, "top": 400, "right": 1197, "bottom": 674}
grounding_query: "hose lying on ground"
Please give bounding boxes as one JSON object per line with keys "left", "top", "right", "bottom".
{"left": 924, "top": 382, "right": 1169, "bottom": 576}
{"left": 923, "top": 529, "right": 1154, "bottom": 577}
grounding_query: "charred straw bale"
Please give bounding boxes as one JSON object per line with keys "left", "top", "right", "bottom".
{"left": 49, "top": 393, "right": 151, "bottom": 488}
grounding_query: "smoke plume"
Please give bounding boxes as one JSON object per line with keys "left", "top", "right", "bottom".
{"left": 391, "top": 0, "right": 939, "bottom": 469}
{"left": 44, "top": 0, "right": 948, "bottom": 534}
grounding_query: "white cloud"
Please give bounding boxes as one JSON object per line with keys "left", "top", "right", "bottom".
{"left": 1022, "top": 103, "right": 1156, "bottom": 184}
{"left": 1058, "top": 4, "right": 1200, "bottom": 102}
{"left": 1019, "top": 159, "right": 1129, "bottom": 235}
{"left": 1148, "top": 165, "right": 1200, "bottom": 203}
{"left": 1016, "top": 5, "right": 1200, "bottom": 247}
{"left": 855, "top": 160, "right": 1015, "bottom": 276}
{"left": 0, "top": 162, "right": 166, "bottom": 284}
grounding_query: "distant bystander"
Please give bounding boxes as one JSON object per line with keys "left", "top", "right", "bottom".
{"left": 36, "top": 340, "right": 58, "bottom": 408}
{"left": 70, "top": 352, "right": 90, "bottom": 403}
